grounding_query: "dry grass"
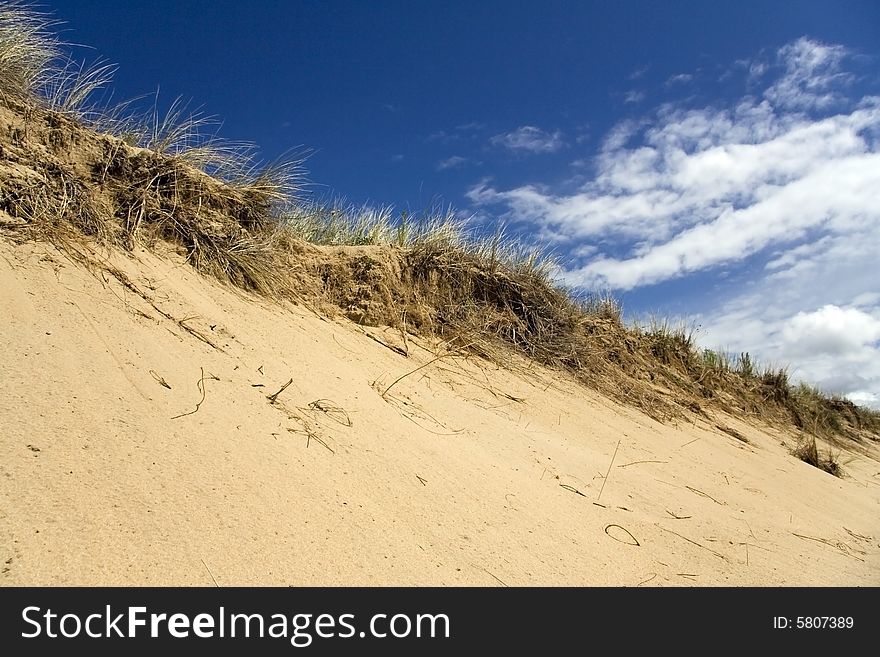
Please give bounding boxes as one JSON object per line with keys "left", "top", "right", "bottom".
{"left": 792, "top": 436, "right": 843, "bottom": 477}
{"left": 0, "top": 2, "right": 58, "bottom": 102}
{"left": 1, "top": 1, "right": 878, "bottom": 450}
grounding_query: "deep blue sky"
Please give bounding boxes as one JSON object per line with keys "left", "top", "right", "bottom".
{"left": 45, "top": 1, "right": 878, "bottom": 207}
{"left": 40, "top": 1, "right": 880, "bottom": 405}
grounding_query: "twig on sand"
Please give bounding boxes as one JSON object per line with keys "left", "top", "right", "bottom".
{"left": 332, "top": 333, "right": 358, "bottom": 354}
{"left": 605, "top": 524, "right": 640, "bottom": 546}
{"left": 679, "top": 437, "right": 701, "bottom": 448}
{"left": 201, "top": 558, "right": 219, "bottom": 587}
{"left": 716, "top": 424, "right": 749, "bottom": 443}
{"left": 171, "top": 367, "right": 219, "bottom": 419}
{"left": 286, "top": 416, "right": 335, "bottom": 454}
{"left": 149, "top": 369, "right": 171, "bottom": 389}
{"left": 307, "top": 433, "right": 334, "bottom": 453}
{"left": 177, "top": 316, "right": 222, "bottom": 351}
{"left": 380, "top": 346, "right": 472, "bottom": 398}
{"left": 379, "top": 388, "right": 464, "bottom": 435}
{"left": 471, "top": 564, "right": 508, "bottom": 587}
{"left": 267, "top": 378, "right": 293, "bottom": 404}
{"left": 791, "top": 532, "right": 866, "bottom": 562}
{"left": 685, "top": 485, "right": 726, "bottom": 506}
{"left": 560, "top": 484, "right": 586, "bottom": 497}
{"left": 307, "top": 399, "right": 352, "bottom": 427}
{"left": 360, "top": 328, "right": 408, "bottom": 357}
{"left": 843, "top": 527, "right": 871, "bottom": 542}
{"left": 665, "top": 509, "right": 692, "bottom": 520}
{"left": 636, "top": 573, "right": 657, "bottom": 587}
{"left": 618, "top": 459, "right": 668, "bottom": 468}
{"left": 416, "top": 475, "right": 427, "bottom": 486}
{"left": 597, "top": 439, "right": 621, "bottom": 501}
{"left": 655, "top": 524, "right": 727, "bottom": 561}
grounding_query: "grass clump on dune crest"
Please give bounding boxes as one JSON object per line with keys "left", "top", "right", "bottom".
{"left": 0, "top": 2, "right": 58, "bottom": 102}
{"left": 0, "top": 2, "right": 306, "bottom": 221}
{"left": 1, "top": 2, "right": 878, "bottom": 453}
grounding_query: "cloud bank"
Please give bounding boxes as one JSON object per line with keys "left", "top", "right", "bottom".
{"left": 468, "top": 38, "right": 880, "bottom": 405}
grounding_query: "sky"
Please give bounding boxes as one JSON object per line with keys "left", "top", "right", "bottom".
{"left": 42, "top": 0, "right": 880, "bottom": 407}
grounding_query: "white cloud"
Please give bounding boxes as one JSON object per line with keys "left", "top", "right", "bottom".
{"left": 692, "top": 221, "right": 880, "bottom": 405}
{"left": 566, "top": 147, "right": 880, "bottom": 289}
{"left": 764, "top": 38, "right": 853, "bottom": 110}
{"left": 782, "top": 305, "right": 880, "bottom": 358}
{"left": 624, "top": 90, "right": 646, "bottom": 104}
{"left": 467, "top": 37, "right": 880, "bottom": 405}
{"left": 848, "top": 391, "right": 879, "bottom": 406}
{"left": 470, "top": 41, "right": 879, "bottom": 290}
{"left": 698, "top": 293, "right": 880, "bottom": 407}
{"left": 436, "top": 155, "right": 469, "bottom": 171}
{"left": 490, "top": 126, "right": 564, "bottom": 153}
{"left": 747, "top": 60, "right": 768, "bottom": 81}
{"left": 665, "top": 73, "right": 693, "bottom": 86}
{"left": 629, "top": 65, "right": 650, "bottom": 80}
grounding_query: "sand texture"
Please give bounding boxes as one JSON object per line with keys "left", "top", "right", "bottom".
{"left": 1, "top": 239, "right": 878, "bottom": 586}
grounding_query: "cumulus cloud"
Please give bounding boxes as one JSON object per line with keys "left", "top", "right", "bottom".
{"left": 490, "top": 126, "right": 564, "bottom": 153}
{"left": 782, "top": 305, "right": 880, "bottom": 358}
{"left": 691, "top": 220, "right": 880, "bottom": 405}
{"left": 699, "top": 295, "right": 880, "bottom": 407}
{"left": 467, "top": 37, "right": 880, "bottom": 405}
{"left": 470, "top": 38, "right": 879, "bottom": 291}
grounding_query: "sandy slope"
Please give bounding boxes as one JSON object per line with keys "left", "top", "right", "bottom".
{"left": 1, "top": 239, "right": 878, "bottom": 586}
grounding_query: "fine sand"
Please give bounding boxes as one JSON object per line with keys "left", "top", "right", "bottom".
{"left": 1, "top": 239, "right": 878, "bottom": 586}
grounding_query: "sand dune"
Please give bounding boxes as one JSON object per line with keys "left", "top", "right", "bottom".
{"left": 1, "top": 239, "right": 877, "bottom": 586}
